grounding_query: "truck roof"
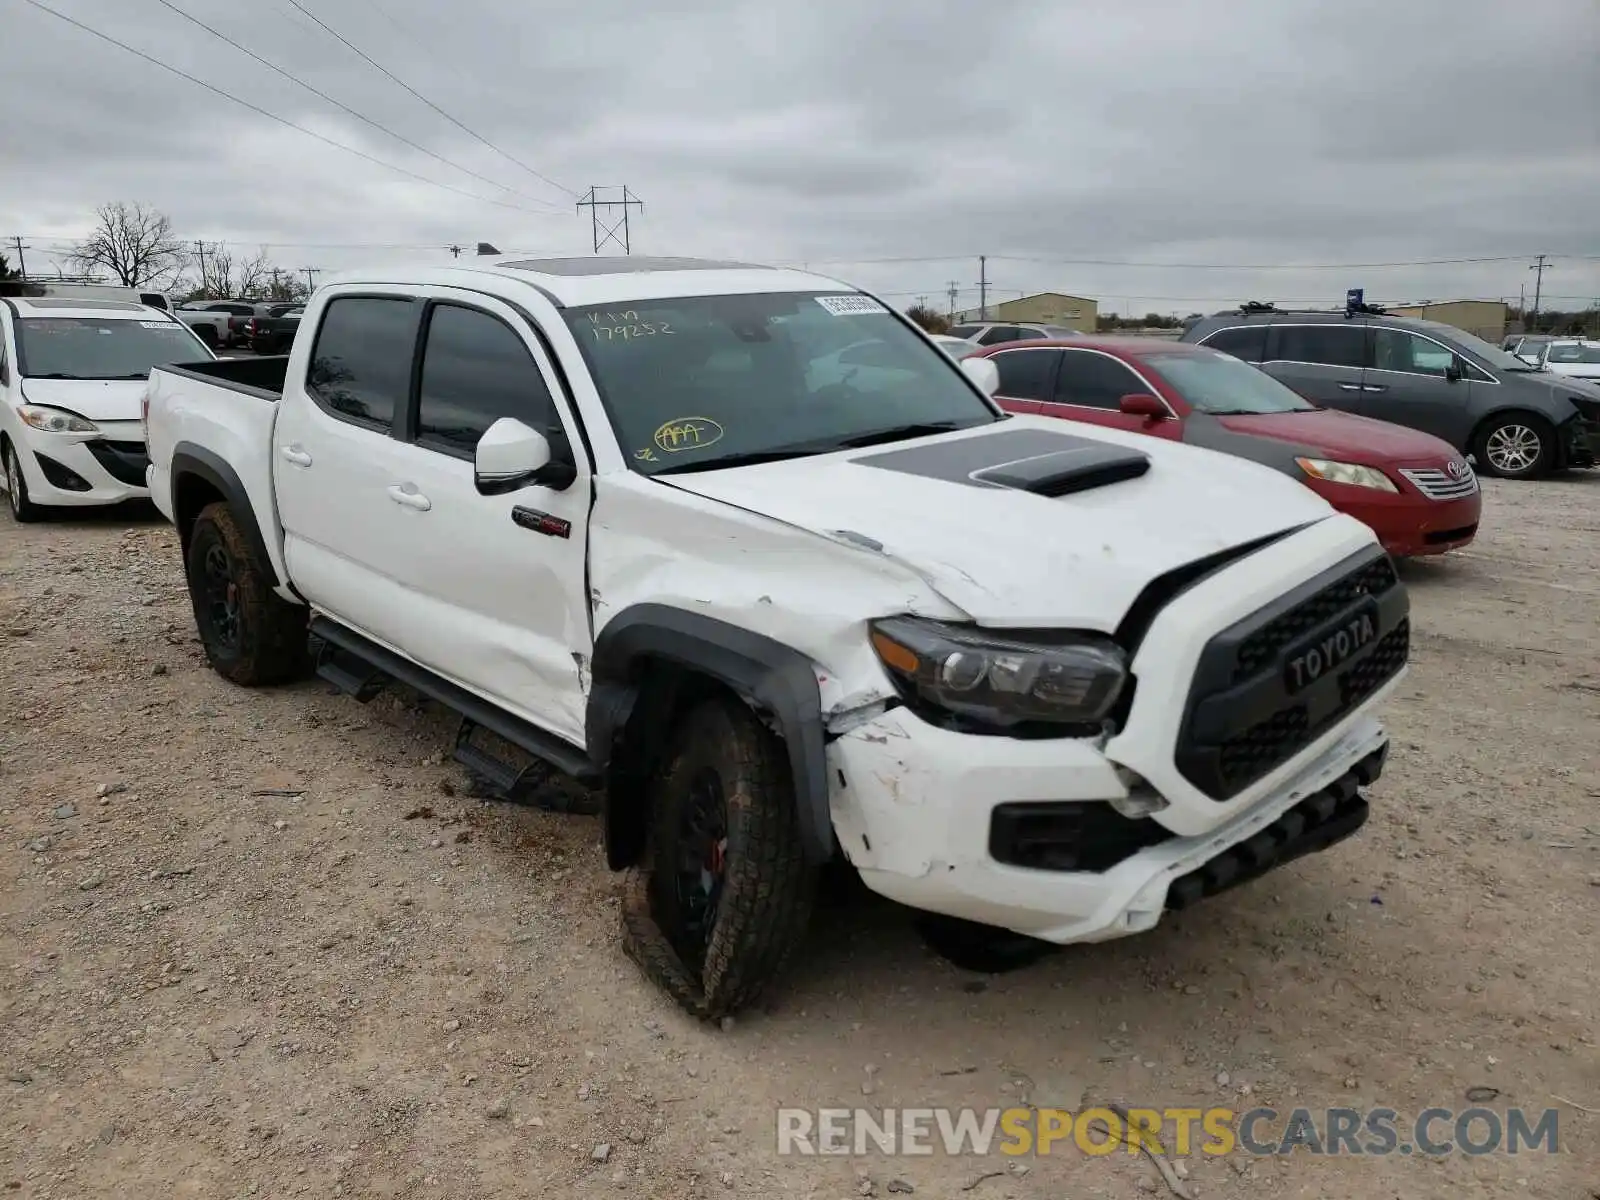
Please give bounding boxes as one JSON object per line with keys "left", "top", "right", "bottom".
{"left": 321, "top": 256, "right": 854, "bottom": 308}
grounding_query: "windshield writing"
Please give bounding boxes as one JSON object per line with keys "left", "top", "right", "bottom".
{"left": 564, "top": 292, "right": 998, "bottom": 473}
{"left": 16, "top": 317, "right": 207, "bottom": 379}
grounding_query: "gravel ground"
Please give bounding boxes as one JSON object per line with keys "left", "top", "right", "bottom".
{"left": 2, "top": 477, "right": 1597, "bottom": 1199}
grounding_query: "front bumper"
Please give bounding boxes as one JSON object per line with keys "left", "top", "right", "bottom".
{"left": 1308, "top": 479, "right": 1481, "bottom": 558}
{"left": 10, "top": 420, "right": 150, "bottom": 506}
{"left": 827, "top": 514, "right": 1406, "bottom": 943}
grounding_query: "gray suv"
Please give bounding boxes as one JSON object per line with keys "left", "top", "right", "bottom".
{"left": 1181, "top": 307, "right": 1600, "bottom": 479}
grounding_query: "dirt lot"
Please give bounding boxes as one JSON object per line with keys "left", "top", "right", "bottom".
{"left": 2, "top": 477, "right": 1597, "bottom": 1199}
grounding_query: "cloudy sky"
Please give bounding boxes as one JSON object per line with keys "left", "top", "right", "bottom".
{"left": 4, "top": 0, "right": 1598, "bottom": 316}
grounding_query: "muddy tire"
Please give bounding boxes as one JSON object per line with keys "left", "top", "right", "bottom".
{"left": 184, "top": 502, "right": 308, "bottom": 686}
{"left": 915, "top": 913, "right": 1055, "bottom": 974}
{"left": 4, "top": 439, "right": 46, "bottom": 523}
{"left": 620, "top": 696, "right": 816, "bottom": 1019}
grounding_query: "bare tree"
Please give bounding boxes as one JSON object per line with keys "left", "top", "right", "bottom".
{"left": 69, "top": 202, "right": 188, "bottom": 288}
{"left": 188, "top": 242, "right": 278, "bottom": 299}
{"left": 234, "top": 248, "right": 272, "bottom": 298}
{"left": 905, "top": 303, "right": 951, "bottom": 334}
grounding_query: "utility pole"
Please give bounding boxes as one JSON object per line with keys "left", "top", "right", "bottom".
{"left": 946, "top": 280, "right": 959, "bottom": 319}
{"left": 194, "top": 241, "right": 209, "bottom": 295}
{"left": 301, "top": 267, "right": 320, "bottom": 293}
{"left": 10, "top": 236, "right": 29, "bottom": 279}
{"left": 269, "top": 267, "right": 282, "bottom": 298}
{"left": 448, "top": 245, "right": 463, "bottom": 258}
{"left": 576, "top": 186, "right": 644, "bottom": 255}
{"left": 976, "top": 256, "right": 990, "bottom": 320}
{"left": 1529, "top": 254, "right": 1549, "bottom": 331}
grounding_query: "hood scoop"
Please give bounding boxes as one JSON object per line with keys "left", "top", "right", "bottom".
{"left": 854, "top": 426, "right": 1151, "bottom": 498}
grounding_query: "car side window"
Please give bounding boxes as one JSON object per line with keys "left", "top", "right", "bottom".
{"left": 991, "top": 348, "right": 1059, "bottom": 401}
{"left": 1054, "top": 350, "right": 1148, "bottom": 409}
{"left": 306, "top": 296, "right": 418, "bottom": 431}
{"left": 415, "top": 304, "right": 560, "bottom": 458}
{"left": 1370, "top": 328, "right": 1457, "bottom": 378}
{"left": 1201, "top": 325, "right": 1268, "bottom": 362}
{"left": 1272, "top": 325, "right": 1365, "bottom": 369}
{"left": 977, "top": 325, "right": 1023, "bottom": 345}
{"left": 947, "top": 325, "right": 981, "bottom": 339}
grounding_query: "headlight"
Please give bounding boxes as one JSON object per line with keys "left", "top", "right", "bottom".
{"left": 869, "top": 617, "right": 1128, "bottom": 732}
{"left": 17, "top": 404, "right": 99, "bottom": 434}
{"left": 1294, "top": 457, "right": 1397, "bottom": 492}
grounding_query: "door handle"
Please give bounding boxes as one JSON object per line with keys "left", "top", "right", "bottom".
{"left": 1337, "top": 383, "right": 1364, "bottom": 391}
{"left": 280, "top": 445, "right": 312, "bottom": 467}
{"left": 1362, "top": 384, "right": 1389, "bottom": 393}
{"left": 386, "top": 483, "right": 431, "bottom": 511}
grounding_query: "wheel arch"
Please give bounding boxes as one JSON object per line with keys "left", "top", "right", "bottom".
{"left": 587, "top": 604, "right": 833, "bottom": 870}
{"left": 170, "top": 442, "right": 280, "bottom": 587}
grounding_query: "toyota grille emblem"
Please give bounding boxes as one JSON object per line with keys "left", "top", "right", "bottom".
{"left": 1447, "top": 460, "right": 1468, "bottom": 480}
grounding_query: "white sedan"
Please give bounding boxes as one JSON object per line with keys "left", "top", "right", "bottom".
{"left": 931, "top": 334, "right": 982, "bottom": 359}
{"left": 1, "top": 296, "right": 215, "bottom": 521}
{"left": 1537, "top": 339, "right": 1600, "bottom": 381}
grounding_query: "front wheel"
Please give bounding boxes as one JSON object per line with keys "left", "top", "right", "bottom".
{"left": 184, "top": 502, "right": 308, "bottom": 685}
{"left": 1474, "top": 414, "right": 1554, "bottom": 479}
{"left": 3, "top": 440, "right": 45, "bottom": 523}
{"left": 620, "top": 696, "right": 817, "bottom": 1019}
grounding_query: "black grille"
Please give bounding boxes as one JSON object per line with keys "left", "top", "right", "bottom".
{"left": 1232, "top": 556, "right": 1397, "bottom": 683}
{"left": 85, "top": 439, "right": 149, "bottom": 487}
{"left": 1176, "top": 549, "right": 1409, "bottom": 800}
{"left": 1165, "top": 744, "right": 1384, "bottom": 912}
{"left": 990, "top": 801, "right": 1175, "bottom": 873}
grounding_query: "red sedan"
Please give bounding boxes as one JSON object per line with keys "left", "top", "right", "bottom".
{"left": 973, "top": 337, "right": 1480, "bottom": 557}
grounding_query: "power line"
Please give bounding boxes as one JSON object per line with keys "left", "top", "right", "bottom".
{"left": 280, "top": 0, "right": 576, "bottom": 199}
{"left": 776, "top": 252, "right": 1589, "bottom": 271}
{"left": 18, "top": 0, "right": 552, "bottom": 217}
{"left": 147, "top": 0, "right": 561, "bottom": 212}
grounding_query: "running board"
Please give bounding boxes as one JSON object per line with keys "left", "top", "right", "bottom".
{"left": 308, "top": 616, "right": 600, "bottom": 785}
{"left": 315, "top": 640, "right": 389, "bottom": 702}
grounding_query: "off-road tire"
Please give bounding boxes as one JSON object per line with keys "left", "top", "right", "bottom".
{"left": 3, "top": 439, "right": 45, "bottom": 523}
{"left": 184, "top": 502, "right": 309, "bottom": 686}
{"left": 1473, "top": 412, "right": 1555, "bottom": 479}
{"left": 915, "top": 912, "right": 1056, "bottom": 974}
{"left": 193, "top": 323, "right": 220, "bottom": 349}
{"left": 620, "top": 697, "right": 817, "bottom": 1019}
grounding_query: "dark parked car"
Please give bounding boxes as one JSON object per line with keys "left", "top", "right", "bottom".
{"left": 1181, "top": 306, "right": 1600, "bottom": 478}
{"left": 245, "top": 307, "right": 304, "bottom": 354}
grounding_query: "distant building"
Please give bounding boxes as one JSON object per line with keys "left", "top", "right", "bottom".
{"left": 955, "top": 291, "right": 1099, "bottom": 331}
{"left": 1383, "top": 299, "right": 1508, "bottom": 343}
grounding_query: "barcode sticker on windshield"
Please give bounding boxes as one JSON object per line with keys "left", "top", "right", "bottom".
{"left": 815, "top": 294, "right": 887, "bottom": 316}
{"left": 139, "top": 320, "right": 177, "bottom": 329}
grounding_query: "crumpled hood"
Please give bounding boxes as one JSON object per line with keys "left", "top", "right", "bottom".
{"left": 659, "top": 416, "right": 1337, "bottom": 628}
{"left": 1214, "top": 408, "right": 1459, "bottom": 464}
{"left": 20, "top": 378, "right": 148, "bottom": 422}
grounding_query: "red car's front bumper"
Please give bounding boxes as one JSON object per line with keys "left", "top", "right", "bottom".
{"left": 1306, "top": 478, "right": 1482, "bottom": 557}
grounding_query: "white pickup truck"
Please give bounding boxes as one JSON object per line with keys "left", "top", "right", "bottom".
{"left": 143, "top": 257, "right": 1409, "bottom": 1017}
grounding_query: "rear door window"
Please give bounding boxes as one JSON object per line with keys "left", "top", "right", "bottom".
{"left": 1271, "top": 324, "right": 1366, "bottom": 369}
{"left": 1200, "top": 325, "right": 1268, "bottom": 362}
{"left": 1054, "top": 350, "right": 1149, "bottom": 409}
{"left": 991, "top": 348, "right": 1059, "bottom": 400}
{"left": 306, "top": 296, "right": 418, "bottom": 430}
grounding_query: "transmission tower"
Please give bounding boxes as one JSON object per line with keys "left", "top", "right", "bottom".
{"left": 576, "top": 186, "right": 644, "bottom": 255}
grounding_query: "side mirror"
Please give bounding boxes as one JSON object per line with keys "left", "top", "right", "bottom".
{"left": 1119, "top": 392, "right": 1167, "bottom": 418}
{"left": 961, "top": 355, "right": 1001, "bottom": 396}
{"left": 475, "top": 417, "right": 563, "bottom": 494}
{"left": 1444, "top": 359, "right": 1464, "bottom": 382}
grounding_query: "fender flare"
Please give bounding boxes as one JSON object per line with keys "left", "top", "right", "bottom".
{"left": 171, "top": 442, "right": 280, "bottom": 587}
{"left": 587, "top": 604, "right": 833, "bottom": 867}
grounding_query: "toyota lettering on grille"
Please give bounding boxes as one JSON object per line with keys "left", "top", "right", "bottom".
{"left": 1446, "top": 459, "right": 1469, "bottom": 480}
{"left": 1284, "top": 602, "right": 1378, "bottom": 693}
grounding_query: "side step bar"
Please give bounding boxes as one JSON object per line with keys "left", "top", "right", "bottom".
{"left": 309, "top": 616, "right": 601, "bottom": 788}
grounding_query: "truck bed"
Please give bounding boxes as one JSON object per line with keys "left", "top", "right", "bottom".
{"left": 159, "top": 356, "right": 289, "bottom": 400}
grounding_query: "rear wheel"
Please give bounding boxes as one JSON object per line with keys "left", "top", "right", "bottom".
{"left": 193, "top": 323, "right": 220, "bottom": 349}
{"left": 184, "top": 502, "right": 308, "bottom": 685}
{"left": 1474, "top": 413, "right": 1554, "bottom": 479}
{"left": 620, "top": 696, "right": 816, "bottom": 1019}
{"left": 3, "top": 440, "right": 45, "bottom": 523}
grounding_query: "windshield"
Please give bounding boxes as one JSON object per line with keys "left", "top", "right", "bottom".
{"left": 1547, "top": 343, "right": 1600, "bottom": 365}
{"left": 16, "top": 316, "right": 209, "bottom": 379}
{"left": 1146, "top": 350, "right": 1315, "bottom": 414}
{"left": 1423, "top": 324, "right": 1538, "bottom": 372}
{"left": 564, "top": 292, "right": 999, "bottom": 475}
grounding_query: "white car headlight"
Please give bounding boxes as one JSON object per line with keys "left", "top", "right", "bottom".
{"left": 17, "top": 404, "right": 99, "bottom": 434}
{"left": 1294, "top": 457, "right": 1397, "bottom": 493}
